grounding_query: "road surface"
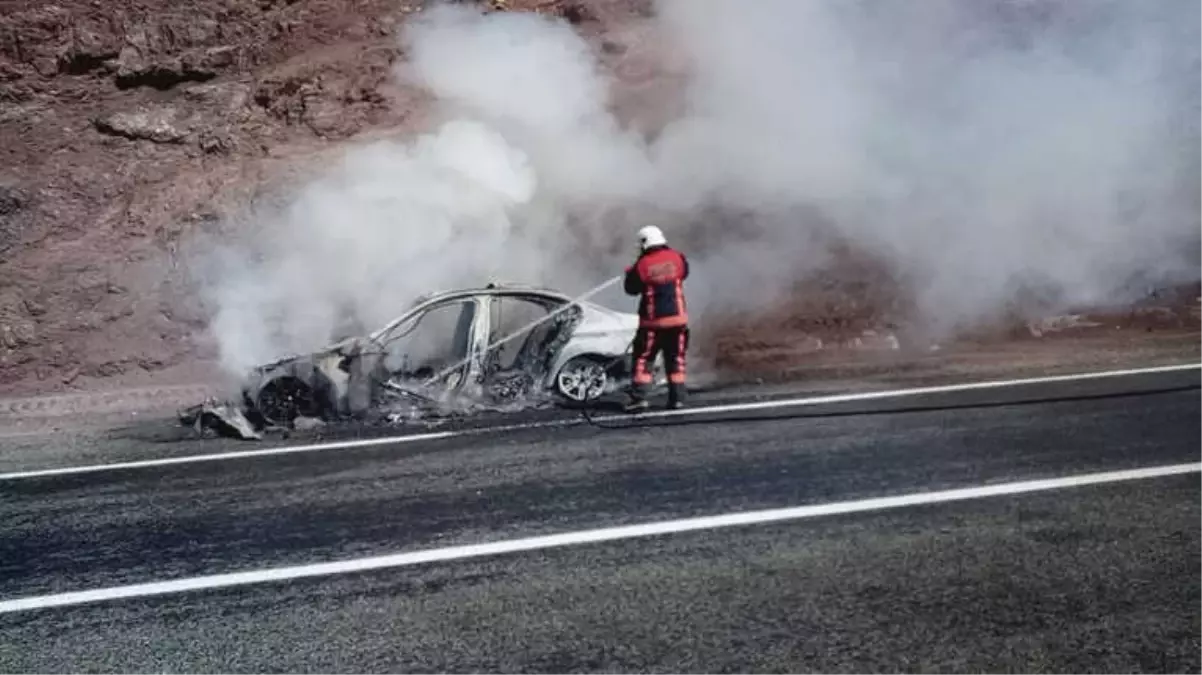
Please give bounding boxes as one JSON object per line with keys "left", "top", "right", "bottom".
{"left": 0, "top": 365, "right": 1198, "bottom": 672}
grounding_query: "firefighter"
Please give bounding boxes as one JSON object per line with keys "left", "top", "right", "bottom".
{"left": 622, "top": 225, "right": 690, "bottom": 412}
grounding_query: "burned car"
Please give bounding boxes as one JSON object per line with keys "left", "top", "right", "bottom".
{"left": 231, "top": 284, "right": 654, "bottom": 428}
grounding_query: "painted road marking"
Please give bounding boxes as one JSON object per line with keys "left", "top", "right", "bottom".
{"left": 0, "top": 421, "right": 574, "bottom": 482}
{"left": 0, "top": 362, "right": 1196, "bottom": 482}
{"left": 622, "top": 362, "right": 1200, "bottom": 421}
{"left": 0, "top": 462, "right": 1197, "bottom": 614}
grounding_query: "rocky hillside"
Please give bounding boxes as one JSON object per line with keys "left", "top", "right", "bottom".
{"left": 0, "top": 0, "right": 654, "bottom": 395}
{"left": 0, "top": 0, "right": 1197, "bottom": 397}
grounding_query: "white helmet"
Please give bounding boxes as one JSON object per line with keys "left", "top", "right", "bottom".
{"left": 637, "top": 225, "right": 667, "bottom": 250}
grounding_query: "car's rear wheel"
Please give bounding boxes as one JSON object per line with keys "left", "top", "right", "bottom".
{"left": 256, "top": 377, "right": 321, "bottom": 426}
{"left": 554, "top": 356, "right": 611, "bottom": 403}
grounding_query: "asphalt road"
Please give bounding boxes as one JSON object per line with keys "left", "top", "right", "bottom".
{"left": 0, "top": 367, "right": 1198, "bottom": 672}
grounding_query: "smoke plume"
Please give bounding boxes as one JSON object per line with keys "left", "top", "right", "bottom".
{"left": 194, "top": 0, "right": 1200, "bottom": 376}
{"left": 649, "top": 0, "right": 1201, "bottom": 334}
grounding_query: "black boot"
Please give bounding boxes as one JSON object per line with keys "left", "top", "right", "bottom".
{"left": 667, "top": 383, "right": 687, "bottom": 410}
{"left": 624, "top": 384, "right": 650, "bottom": 413}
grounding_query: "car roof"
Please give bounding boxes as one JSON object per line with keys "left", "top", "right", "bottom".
{"left": 367, "top": 284, "right": 581, "bottom": 341}
{"left": 367, "top": 282, "right": 627, "bottom": 342}
{"left": 408, "top": 283, "right": 575, "bottom": 307}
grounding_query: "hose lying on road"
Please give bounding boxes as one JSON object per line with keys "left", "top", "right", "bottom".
{"left": 577, "top": 340, "right": 635, "bottom": 427}
{"left": 576, "top": 375, "right": 1200, "bottom": 430}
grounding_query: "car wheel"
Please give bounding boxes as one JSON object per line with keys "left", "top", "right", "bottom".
{"left": 554, "top": 356, "right": 611, "bottom": 403}
{"left": 256, "top": 376, "right": 320, "bottom": 426}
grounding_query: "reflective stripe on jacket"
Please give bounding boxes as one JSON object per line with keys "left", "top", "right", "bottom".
{"left": 623, "top": 245, "right": 689, "bottom": 328}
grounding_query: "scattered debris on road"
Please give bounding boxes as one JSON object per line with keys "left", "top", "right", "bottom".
{"left": 178, "top": 399, "right": 261, "bottom": 440}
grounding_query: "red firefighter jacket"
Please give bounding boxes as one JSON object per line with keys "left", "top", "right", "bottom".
{"left": 623, "top": 245, "right": 690, "bottom": 328}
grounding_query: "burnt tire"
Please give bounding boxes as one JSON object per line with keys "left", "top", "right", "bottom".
{"left": 255, "top": 376, "right": 321, "bottom": 426}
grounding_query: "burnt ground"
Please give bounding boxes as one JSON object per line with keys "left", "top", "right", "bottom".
{"left": 0, "top": 0, "right": 1198, "bottom": 403}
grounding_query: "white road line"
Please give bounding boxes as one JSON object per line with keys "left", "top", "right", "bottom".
{"left": 620, "top": 362, "right": 1200, "bottom": 421}
{"left": 0, "top": 418, "right": 579, "bottom": 482}
{"left": 0, "top": 362, "right": 1196, "bottom": 482}
{"left": 0, "top": 462, "right": 1197, "bottom": 614}
{"left": 0, "top": 430, "right": 452, "bottom": 481}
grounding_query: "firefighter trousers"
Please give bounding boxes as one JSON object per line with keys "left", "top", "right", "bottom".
{"left": 629, "top": 325, "right": 689, "bottom": 403}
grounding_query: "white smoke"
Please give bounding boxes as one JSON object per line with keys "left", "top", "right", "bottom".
{"left": 194, "top": 0, "right": 1200, "bottom": 375}
{"left": 197, "top": 118, "right": 543, "bottom": 374}
{"left": 649, "top": 0, "right": 1200, "bottom": 331}
{"left": 399, "top": 4, "right": 658, "bottom": 202}
{"left": 195, "top": 4, "right": 640, "bottom": 376}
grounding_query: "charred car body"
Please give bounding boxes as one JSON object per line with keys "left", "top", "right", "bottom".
{"left": 227, "top": 284, "right": 656, "bottom": 430}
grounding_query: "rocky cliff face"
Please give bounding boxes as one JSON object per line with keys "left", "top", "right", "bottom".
{"left": 0, "top": 0, "right": 504, "bottom": 393}
{"left": 0, "top": 0, "right": 1196, "bottom": 396}
{"left": 0, "top": 0, "right": 686, "bottom": 395}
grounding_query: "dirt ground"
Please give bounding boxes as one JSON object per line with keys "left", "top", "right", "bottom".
{"left": 0, "top": 0, "right": 1198, "bottom": 403}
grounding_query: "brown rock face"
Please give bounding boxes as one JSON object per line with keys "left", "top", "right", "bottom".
{"left": 0, "top": 0, "right": 1195, "bottom": 397}
{"left": 0, "top": 0, "right": 430, "bottom": 394}
{"left": 0, "top": 0, "right": 672, "bottom": 395}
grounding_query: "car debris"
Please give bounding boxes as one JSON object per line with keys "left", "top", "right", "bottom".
{"left": 181, "top": 283, "right": 663, "bottom": 439}
{"left": 179, "top": 399, "right": 262, "bottom": 440}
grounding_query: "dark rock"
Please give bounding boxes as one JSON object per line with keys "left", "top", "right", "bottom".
{"left": 0, "top": 184, "right": 26, "bottom": 216}
{"left": 0, "top": 291, "right": 36, "bottom": 349}
{"left": 198, "top": 130, "right": 236, "bottom": 155}
{"left": 601, "top": 40, "right": 627, "bottom": 55}
{"left": 31, "top": 56, "right": 59, "bottom": 77}
{"left": 559, "top": 2, "right": 595, "bottom": 25}
{"left": 0, "top": 182, "right": 30, "bottom": 254}
{"left": 253, "top": 75, "right": 313, "bottom": 123}
{"left": 0, "top": 58, "right": 26, "bottom": 82}
{"left": 22, "top": 298, "right": 46, "bottom": 317}
{"left": 303, "top": 97, "right": 353, "bottom": 137}
{"left": 115, "top": 57, "right": 209, "bottom": 90}
{"left": 191, "top": 45, "right": 240, "bottom": 72}
{"left": 112, "top": 45, "right": 233, "bottom": 90}
{"left": 58, "top": 21, "right": 122, "bottom": 75}
{"left": 1, "top": 6, "right": 71, "bottom": 76}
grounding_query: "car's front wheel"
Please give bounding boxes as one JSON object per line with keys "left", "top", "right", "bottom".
{"left": 256, "top": 376, "right": 321, "bottom": 426}
{"left": 554, "top": 355, "right": 611, "bottom": 403}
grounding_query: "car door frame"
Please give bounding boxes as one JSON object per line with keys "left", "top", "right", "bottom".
{"left": 371, "top": 294, "right": 492, "bottom": 394}
{"left": 480, "top": 293, "right": 560, "bottom": 365}
{"left": 476, "top": 291, "right": 587, "bottom": 385}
